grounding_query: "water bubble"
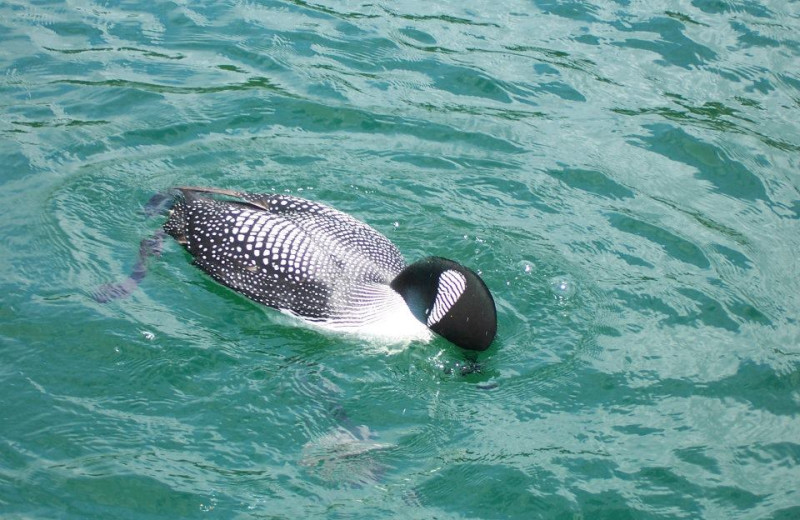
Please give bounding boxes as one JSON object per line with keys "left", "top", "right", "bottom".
{"left": 199, "top": 493, "right": 217, "bottom": 512}
{"left": 549, "top": 275, "right": 577, "bottom": 301}
{"left": 518, "top": 260, "right": 535, "bottom": 274}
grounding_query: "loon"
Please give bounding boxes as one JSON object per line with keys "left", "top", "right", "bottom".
{"left": 101, "top": 187, "right": 497, "bottom": 351}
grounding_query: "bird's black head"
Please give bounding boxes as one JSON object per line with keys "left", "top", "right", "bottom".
{"left": 390, "top": 257, "right": 497, "bottom": 351}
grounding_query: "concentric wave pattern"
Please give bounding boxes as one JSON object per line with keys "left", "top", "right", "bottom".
{"left": 1, "top": 0, "right": 799, "bottom": 518}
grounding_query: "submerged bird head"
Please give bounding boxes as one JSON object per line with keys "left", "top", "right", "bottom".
{"left": 390, "top": 257, "right": 497, "bottom": 351}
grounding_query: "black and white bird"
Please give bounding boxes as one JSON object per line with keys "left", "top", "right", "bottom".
{"left": 161, "top": 187, "right": 496, "bottom": 351}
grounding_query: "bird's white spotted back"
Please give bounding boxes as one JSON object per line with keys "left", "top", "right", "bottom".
{"left": 176, "top": 193, "right": 408, "bottom": 321}
{"left": 166, "top": 190, "right": 446, "bottom": 346}
{"left": 427, "top": 270, "right": 467, "bottom": 326}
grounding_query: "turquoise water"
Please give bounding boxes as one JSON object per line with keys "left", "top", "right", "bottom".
{"left": 2, "top": 0, "right": 799, "bottom": 517}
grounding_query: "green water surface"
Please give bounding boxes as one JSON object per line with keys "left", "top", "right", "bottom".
{"left": 1, "top": 0, "right": 799, "bottom": 518}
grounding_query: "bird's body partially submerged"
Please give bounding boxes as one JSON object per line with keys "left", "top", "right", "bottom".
{"left": 162, "top": 187, "right": 496, "bottom": 350}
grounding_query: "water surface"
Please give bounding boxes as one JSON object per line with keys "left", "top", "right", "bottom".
{"left": 2, "top": 0, "right": 799, "bottom": 518}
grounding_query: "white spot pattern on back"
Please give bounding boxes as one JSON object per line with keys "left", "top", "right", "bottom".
{"left": 426, "top": 270, "right": 467, "bottom": 326}
{"left": 164, "top": 191, "right": 409, "bottom": 327}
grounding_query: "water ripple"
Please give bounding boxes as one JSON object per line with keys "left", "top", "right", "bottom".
{"left": 2, "top": 0, "right": 800, "bottom": 517}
